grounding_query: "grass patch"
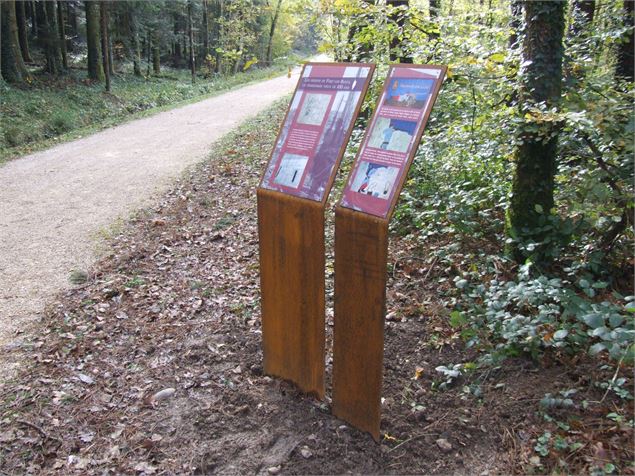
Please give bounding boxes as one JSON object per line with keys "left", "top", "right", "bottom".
{"left": 0, "top": 61, "right": 297, "bottom": 164}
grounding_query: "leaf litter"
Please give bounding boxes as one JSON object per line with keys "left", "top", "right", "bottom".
{"left": 0, "top": 102, "right": 632, "bottom": 475}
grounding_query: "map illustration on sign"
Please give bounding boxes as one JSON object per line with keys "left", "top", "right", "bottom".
{"left": 340, "top": 65, "right": 446, "bottom": 218}
{"left": 260, "top": 63, "right": 374, "bottom": 202}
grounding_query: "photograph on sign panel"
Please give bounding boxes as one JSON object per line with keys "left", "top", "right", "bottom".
{"left": 297, "top": 93, "right": 331, "bottom": 126}
{"left": 301, "top": 90, "right": 361, "bottom": 199}
{"left": 384, "top": 77, "right": 434, "bottom": 109}
{"left": 350, "top": 161, "right": 399, "bottom": 200}
{"left": 367, "top": 118, "right": 417, "bottom": 153}
{"left": 273, "top": 153, "right": 309, "bottom": 188}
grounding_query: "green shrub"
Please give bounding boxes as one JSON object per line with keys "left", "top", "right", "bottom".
{"left": 48, "top": 112, "right": 76, "bottom": 136}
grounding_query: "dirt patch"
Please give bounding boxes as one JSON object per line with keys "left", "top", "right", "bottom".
{"left": 0, "top": 105, "right": 632, "bottom": 475}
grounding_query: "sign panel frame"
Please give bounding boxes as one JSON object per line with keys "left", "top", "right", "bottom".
{"left": 339, "top": 64, "right": 446, "bottom": 219}
{"left": 257, "top": 62, "right": 375, "bottom": 398}
{"left": 259, "top": 62, "right": 376, "bottom": 205}
{"left": 332, "top": 64, "right": 446, "bottom": 439}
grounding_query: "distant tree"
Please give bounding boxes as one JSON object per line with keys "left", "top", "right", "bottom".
{"left": 15, "top": 0, "right": 32, "bottom": 63}
{"left": 57, "top": 0, "right": 69, "bottom": 69}
{"left": 388, "top": 0, "right": 412, "bottom": 63}
{"left": 265, "top": 0, "right": 283, "bottom": 65}
{"left": 85, "top": 0, "right": 104, "bottom": 80}
{"left": 616, "top": 0, "right": 633, "bottom": 82}
{"left": 508, "top": 1, "right": 566, "bottom": 263}
{"left": 429, "top": 0, "right": 440, "bottom": 39}
{"left": 509, "top": 0, "right": 522, "bottom": 48}
{"left": 1, "top": 0, "right": 30, "bottom": 83}
{"left": 152, "top": 29, "right": 161, "bottom": 74}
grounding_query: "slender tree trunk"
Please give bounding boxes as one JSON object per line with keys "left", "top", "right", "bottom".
{"left": 100, "top": 1, "right": 110, "bottom": 91}
{"left": 1, "top": 0, "right": 30, "bottom": 83}
{"left": 507, "top": 1, "right": 565, "bottom": 263}
{"left": 129, "top": 5, "right": 142, "bottom": 77}
{"left": 15, "top": 0, "right": 32, "bottom": 62}
{"left": 265, "top": 0, "right": 283, "bottom": 65}
{"left": 616, "top": 0, "right": 633, "bottom": 82}
{"left": 85, "top": 0, "right": 103, "bottom": 80}
{"left": 188, "top": 0, "right": 195, "bottom": 83}
{"left": 152, "top": 29, "right": 160, "bottom": 74}
{"left": 388, "top": 0, "right": 412, "bottom": 63}
{"left": 57, "top": 0, "right": 68, "bottom": 69}
{"left": 146, "top": 29, "right": 151, "bottom": 76}
{"left": 203, "top": 0, "right": 209, "bottom": 55}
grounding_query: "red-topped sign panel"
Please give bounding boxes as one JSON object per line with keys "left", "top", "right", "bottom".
{"left": 259, "top": 63, "right": 375, "bottom": 203}
{"left": 339, "top": 65, "right": 446, "bottom": 219}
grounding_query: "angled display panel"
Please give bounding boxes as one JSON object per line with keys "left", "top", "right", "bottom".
{"left": 339, "top": 65, "right": 446, "bottom": 218}
{"left": 260, "top": 63, "right": 375, "bottom": 203}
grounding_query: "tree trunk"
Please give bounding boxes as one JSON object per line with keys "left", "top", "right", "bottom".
{"left": 1, "top": 0, "right": 30, "bottom": 83}
{"left": 16, "top": 0, "right": 32, "bottom": 62}
{"left": 265, "top": 0, "right": 283, "bottom": 65}
{"left": 100, "top": 1, "right": 110, "bottom": 91}
{"left": 85, "top": 0, "right": 103, "bottom": 80}
{"left": 616, "top": 0, "right": 633, "bottom": 82}
{"left": 188, "top": 0, "right": 195, "bottom": 83}
{"left": 152, "top": 30, "right": 160, "bottom": 74}
{"left": 507, "top": 1, "right": 565, "bottom": 263}
{"left": 388, "top": 0, "right": 412, "bottom": 63}
{"left": 57, "top": 0, "right": 68, "bottom": 69}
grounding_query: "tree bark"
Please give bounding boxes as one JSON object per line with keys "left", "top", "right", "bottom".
{"left": 1, "top": 0, "right": 30, "bottom": 83}
{"left": 508, "top": 1, "right": 565, "bottom": 263}
{"left": 388, "top": 0, "right": 412, "bottom": 63}
{"left": 265, "top": 0, "right": 283, "bottom": 65}
{"left": 57, "top": 0, "right": 68, "bottom": 69}
{"left": 616, "top": 0, "right": 633, "bottom": 82}
{"left": 100, "top": 1, "right": 110, "bottom": 91}
{"left": 85, "top": 0, "right": 103, "bottom": 80}
{"left": 188, "top": 0, "right": 195, "bottom": 83}
{"left": 16, "top": 0, "right": 32, "bottom": 62}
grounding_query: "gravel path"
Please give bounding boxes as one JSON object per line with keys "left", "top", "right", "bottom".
{"left": 0, "top": 70, "right": 299, "bottom": 381}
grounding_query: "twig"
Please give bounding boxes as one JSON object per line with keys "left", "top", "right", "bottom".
{"left": 598, "top": 354, "right": 625, "bottom": 405}
{"left": 387, "top": 409, "right": 451, "bottom": 453}
{"left": 16, "top": 419, "right": 62, "bottom": 444}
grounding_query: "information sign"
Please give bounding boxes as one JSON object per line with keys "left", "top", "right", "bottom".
{"left": 260, "top": 63, "right": 374, "bottom": 202}
{"left": 340, "top": 65, "right": 446, "bottom": 218}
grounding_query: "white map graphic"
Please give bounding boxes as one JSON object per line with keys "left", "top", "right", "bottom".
{"left": 274, "top": 153, "right": 309, "bottom": 188}
{"left": 297, "top": 93, "right": 331, "bottom": 126}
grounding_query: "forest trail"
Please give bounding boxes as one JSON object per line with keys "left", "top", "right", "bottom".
{"left": 0, "top": 69, "right": 300, "bottom": 381}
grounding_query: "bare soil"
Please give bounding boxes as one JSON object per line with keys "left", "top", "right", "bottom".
{"left": 0, "top": 71, "right": 299, "bottom": 382}
{"left": 1, "top": 104, "right": 632, "bottom": 475}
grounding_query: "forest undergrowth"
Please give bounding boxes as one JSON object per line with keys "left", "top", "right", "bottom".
{"left": 0, "top": 100, "right": 632, "bottom": 475}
